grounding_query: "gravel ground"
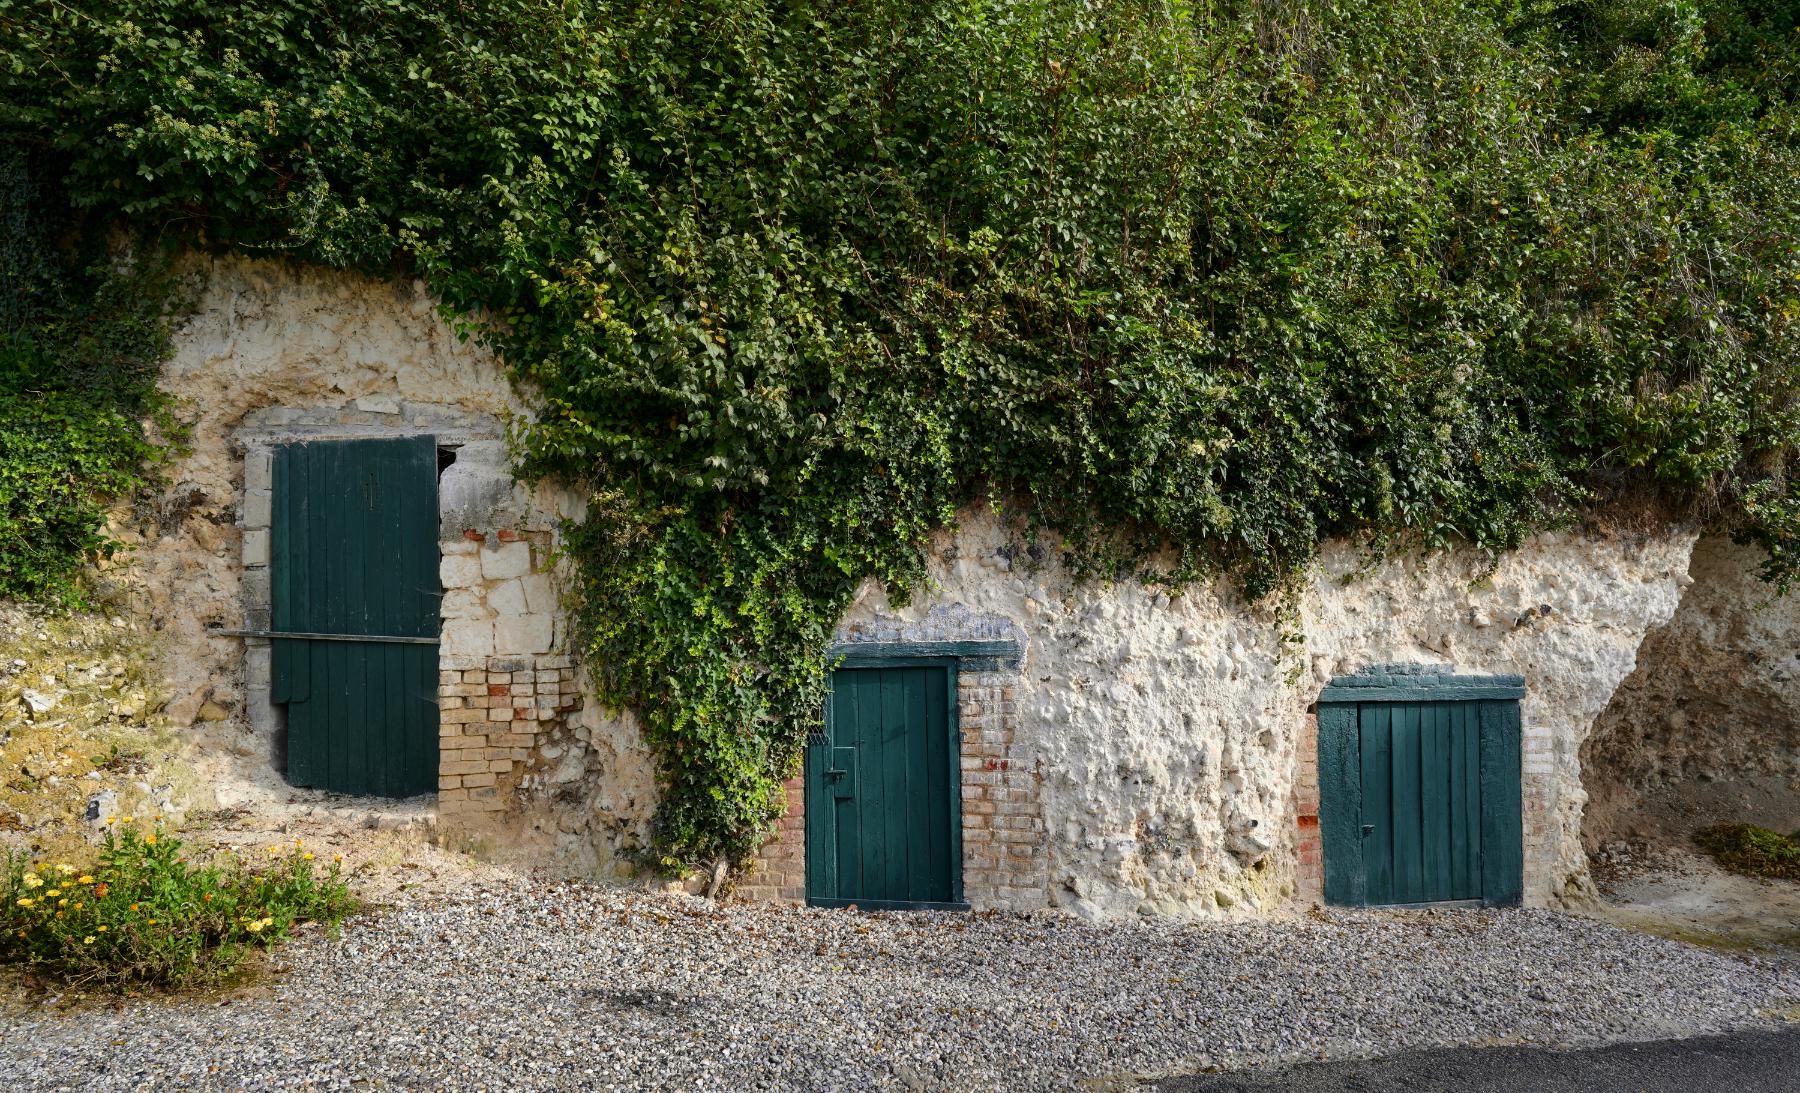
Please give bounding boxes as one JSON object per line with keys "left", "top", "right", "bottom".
{"left": 1, "top": 885, "right": 1795, "bottom": 1091}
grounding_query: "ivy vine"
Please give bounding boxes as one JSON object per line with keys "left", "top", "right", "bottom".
{"left": 3, "top": 0, "right": 1797, "bottom": 871}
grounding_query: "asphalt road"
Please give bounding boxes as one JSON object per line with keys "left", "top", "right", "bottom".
{"left": 1158, "top": 1027, "right": 1800, "bottom": 1092}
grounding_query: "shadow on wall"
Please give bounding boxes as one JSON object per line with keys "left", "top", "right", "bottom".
{"left": 1582, "top": 537, "right": 1800, "bottom": 850}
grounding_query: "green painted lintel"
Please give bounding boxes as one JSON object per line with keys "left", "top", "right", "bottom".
{"left": 1319, "top": 668, "right": 1524, "bottom": 704}
{"left": 1318, "top": 683, "right": 1525, "bottom": 703}
{"left": 829, "top": 639, "right": 1021, "bottom": 668}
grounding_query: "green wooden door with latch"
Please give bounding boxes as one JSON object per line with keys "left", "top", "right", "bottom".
{"left": 270, "top": 436, "right": 441, "bottom": 797}
{"left": 806, "top": 662, "right": 963, "bottom": 909}
{"left": 1318, "top": 671, "right": 1524, "bottom": 907}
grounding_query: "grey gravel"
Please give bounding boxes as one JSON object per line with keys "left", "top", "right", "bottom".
{"left": 1, "top": 885, "right": 1795, "bottom": 1090}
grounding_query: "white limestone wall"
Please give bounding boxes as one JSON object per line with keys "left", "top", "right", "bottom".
{"left": 840, "top": 512, "right": 1697, "bottom": 916}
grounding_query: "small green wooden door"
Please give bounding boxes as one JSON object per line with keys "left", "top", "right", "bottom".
{"left": 806, "top": 662, "right": 963, "bottom": 909}
{"left": 1319, "top": 674, "right": 1523, "bottom": 907}
{"left": 270, "top": 437, "right": 441, "bottom": 797}
{"left": 1356, "top": 702, "right": 1486, "bottom": 904}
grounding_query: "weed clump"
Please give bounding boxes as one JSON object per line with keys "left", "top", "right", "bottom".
{"left": 1695, "top": 823, "right": 1800, "bottom": 882}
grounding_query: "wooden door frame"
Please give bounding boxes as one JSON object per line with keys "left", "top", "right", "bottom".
{"left": 806, "top": 653, "right": 967, "bottom": 911}
{"left": 1317, "top": 667, "right": 1525, "bottom": 908}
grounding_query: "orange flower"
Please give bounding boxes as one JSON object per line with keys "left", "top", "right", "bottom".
{"left": 93, "top": 884, "right": 108, "bottom": 898}
{"left": 144, "top": 835, "right": 156, "bottom": 846}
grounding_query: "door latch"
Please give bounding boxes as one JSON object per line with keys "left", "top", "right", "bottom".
{"left": 827, "top": 746, "right": 856, "bottom": 799}
{"left": 1361, "top": 824, "right": 1375, "bottom": 839}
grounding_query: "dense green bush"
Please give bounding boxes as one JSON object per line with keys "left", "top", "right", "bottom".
{"left": 2, "top": 0, "right": 1796, "bottom": 871}
{"left": 0, "top": 148, "right": 182, "bottom": 604}
{"left": 1, "top": 822, "right": 354, "bottom": 991}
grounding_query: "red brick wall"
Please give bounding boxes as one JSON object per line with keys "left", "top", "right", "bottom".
{"left": 1293, "top": 710, "right": 1324, "bottom": 904}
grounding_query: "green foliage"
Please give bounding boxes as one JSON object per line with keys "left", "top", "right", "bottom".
{"left": 1695, "top": 822, "right": 1800, "bottom": 881}
{"left": 1, "top": 823, "right": 355, "bottom": 991}
{"left": 3, "top": 0, "right": 1797, "bottom": 869}
{"left": 0, "top": 147, "right": 183, "bottom": 604}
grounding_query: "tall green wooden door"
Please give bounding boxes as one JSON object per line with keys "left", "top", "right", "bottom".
{"left": 1318, "top": 671, "right": 1523, "bottom": 907}
{"left": 270, "top": 436, "right": 441, "bottom": 798}
{"left": 806, "top": 661, "right": 964, "bottom": 910}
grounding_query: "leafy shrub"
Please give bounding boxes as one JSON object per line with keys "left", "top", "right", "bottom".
{"left": 1695, "top": 823, "right": 1800, "bottom": 882}
{"left": 2, "top": 0, "right": 1797, "bottom": 871}
{"left": 0, "top": 147, "right": 184, "bottom": 605}
{"left": 0, "top": 822, "right": 355, "bottom": 991}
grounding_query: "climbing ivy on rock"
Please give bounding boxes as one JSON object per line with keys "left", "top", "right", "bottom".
{"left": 3, "top": 0, "right": 1798, "bottom": 870}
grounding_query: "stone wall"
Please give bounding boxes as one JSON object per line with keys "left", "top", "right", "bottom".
{"left": 129, "top": 255, "right": 656, "bottom": 874}
{"left": 823, "top": 512, "right": 1695, "bottom": 917}
{"left": 134, "top": 255, "right": 1720, "bottom": 916}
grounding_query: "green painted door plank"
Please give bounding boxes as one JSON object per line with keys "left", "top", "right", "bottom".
{"left": 1317, "top": 703, "right": 1363, "bottom": 906}
{"left": 1479, "top": 699, "right": 1524, "bottom": 905}
{"left": 1359, "top": 703, "right": 1395, "bottom": 906}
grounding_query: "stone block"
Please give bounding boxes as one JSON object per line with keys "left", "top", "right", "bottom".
{"left": 244, "top": 448, "right": 273, "bottom": 493}
{"left": 440, "top": 553, "right": 483, "bottom": 589}
{"left": 440, "top": 588, "right": 485, "bottom": 620}
{"left": 486, "top": 578, "right": 527, "bottom": 616}
{"left": 479, "top": 540, "right": 532, "bottom": 580}
{"left": 494, "top": 614, "right": 553, "bottom": 654}
{"left": 242, "top": 489, "right": 272, "bottom": 529}
{"left": 521, "top": 573, "right": 557, "bottom": 614}
{"left": 488, "top": 707, "right": 513, "bottom": 722}
{"left": 440, "top": 619, "right": 494, "bottom": 659}
{"left": 461, "top": 771, "right": 498, "bottom": 788}
{"left": 242, "top": 528, "right": 269, "bottom": 567}
{"left": 440, "top": 538, "right": 478, "bottom": 555}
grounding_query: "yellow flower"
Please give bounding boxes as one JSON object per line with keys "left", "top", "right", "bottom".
{"left": 55, "top": 863, "right": 75, "bottom": 875}
{"left": 121, "top": 817, "right": 133, "bottom": 824}
{"left": 106, "top": 817, "right": 117, "bottom": 825}
{"left": 57, "top": 899, "right": 66, "bottom": 908}
{"left": 144, "top": 835, "right": 156, "bottom": 846}
{"left": 72, "top": 902, "right": 83, "bottom": 910}
{"left": 302, "top": 852, "right": 314, "bottom": 861}
{"left": 22, "top": 874, "right": 41, "bottom": 889}
{"left": 333, "top": 855, "right": 343, "bottom": 863}
{"left": 45, "top": 889, "right": 60, "bottom": 898}
{"left": 78, "top": 875, "right": 93, "bottom": 884}
{"left": 266, "top": 846, "right": 279, "bottom": 855}
{"left": 83, "top": 936, "right": 95, "bottom": 945}
{"left": 15, "top": 898, "right": 32, "bottom": 908}
{"left": 245, "top": 919, "right": 265, "bottom": 933}
{"left": 146, "top": 919, "right": 157, "bottom": 925}
{"left": 96, "top": 925, "right": 106, "bottom": 932}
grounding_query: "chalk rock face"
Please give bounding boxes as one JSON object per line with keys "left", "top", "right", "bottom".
{"left": 840, "top": 510, "right": 1696, "bottom": 916}
{"left": 1583, "top": 536, "right": 1800, "bottom": 847}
